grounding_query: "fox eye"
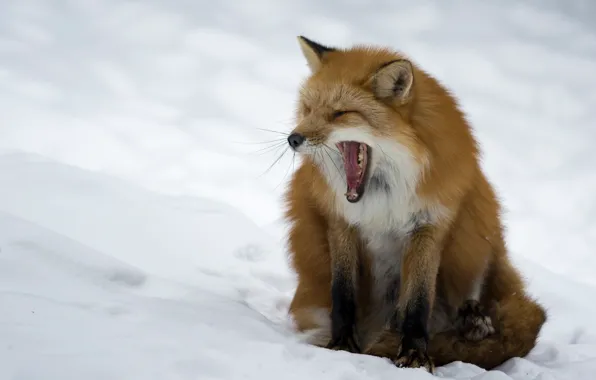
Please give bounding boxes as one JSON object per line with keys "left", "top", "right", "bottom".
{"left": 332, "top": 110, "right": 351, "bottom": 119}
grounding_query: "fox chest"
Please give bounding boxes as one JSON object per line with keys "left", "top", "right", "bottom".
{"left": 360, "top": 229, "right": 409, "bottom": 304}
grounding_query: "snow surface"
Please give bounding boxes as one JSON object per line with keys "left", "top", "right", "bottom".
{"left": 1, "top": 0, "right": 596, "bottom": 379}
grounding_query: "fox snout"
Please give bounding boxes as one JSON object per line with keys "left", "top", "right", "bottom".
{"left": 287, "top": 122, "right": 332, "bottom": 152}
{"left": 287, "top": 133, "right": 305, "bottom": 150}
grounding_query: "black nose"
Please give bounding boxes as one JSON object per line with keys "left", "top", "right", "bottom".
{"left": 287, "top": 133, "right": 305, "bottom": 149}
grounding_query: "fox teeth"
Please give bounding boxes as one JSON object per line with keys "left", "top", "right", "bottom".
{"left": 357, "top": 145, "right": 364, "bottom": 166}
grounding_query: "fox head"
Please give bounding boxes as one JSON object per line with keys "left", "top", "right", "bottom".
{"left": 288, "top": 36, "right": 427, "bottom": 205}
{"left": 288, "top": 36, "right": 477, "bottom": 207}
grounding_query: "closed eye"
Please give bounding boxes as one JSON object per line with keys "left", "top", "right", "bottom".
{"left": 332, "top": 110, "right": 353, "bottom": 119}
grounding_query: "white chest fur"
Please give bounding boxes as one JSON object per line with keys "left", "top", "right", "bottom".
{"left": 363, "top": 229, "right": 407, "bottom": 302}
{"left": 338, "top": 170, "right": 420, "bottom": 301}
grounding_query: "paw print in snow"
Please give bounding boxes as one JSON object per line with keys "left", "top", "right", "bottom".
{"left": 107, "top": 268, "right": 146, "bottom": 287}
{"left": 234, "top": 244, "right": 267, "bottom": 262}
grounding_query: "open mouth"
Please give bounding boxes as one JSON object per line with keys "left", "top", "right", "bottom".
{"left": 336, "top": 141, "right": 371, "bottom": 203}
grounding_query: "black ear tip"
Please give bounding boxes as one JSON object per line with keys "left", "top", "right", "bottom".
{"left": 297, "top": 35, "right": 316, "bottom": 46}
{"left": 297, "top": 35, "right": 334, "bottom": 54}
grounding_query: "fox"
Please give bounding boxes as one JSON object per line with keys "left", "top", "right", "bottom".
{"left": 283, "top": 36, "right": 547, "bottom": 373}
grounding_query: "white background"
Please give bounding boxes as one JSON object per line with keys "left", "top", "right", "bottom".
{"left": 1, "top": 1, "right": 595, "bottom": 379}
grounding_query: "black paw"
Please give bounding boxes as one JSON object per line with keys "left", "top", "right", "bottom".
{"left": 456, "top": 300, "right": 495, "bottom": 341}
{"left": 326, "top": 331, "right": 361, "bottom": 353}
{"left": 394, "top": 348, "right": 435, "bottom": 373}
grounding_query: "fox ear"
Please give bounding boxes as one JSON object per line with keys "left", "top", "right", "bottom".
{"left": 297, "top": 36, "right": 335, "bottom": 72}
{"left": 371, "top": 60, "right": 414, "bottom": 104}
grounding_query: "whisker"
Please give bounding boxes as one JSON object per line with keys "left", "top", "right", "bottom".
{"left": 256, "top": 128, "right": 289, "bottom": 136}
{"left": 253, "top": 141, "right": 288, "bottom": 155}
{"left": 322, "top": 143, "right": 342, "bottom": 165}
{"left": 322, "top": 144, "right": 344, "bottom": 178}
{"left": 312, "top": 148, "right": 325, "bottom": 177}
{"left": 375, "top": 143, "right": 391, "bottom": 162}
{"left": 274, "top": 151, "right": 296, "bottom": 190}
{"left": 322, "top": 142, "right": 339, "bottom": 155}
{"left": 315, "top": 149, "right": 327, "bottom": 188}
{"left": 322, "top": 146, "right": 343, "bottom": 183}
{"left": 259, "top": 146, "right": 290, "bottom": 178}
{"left": 238, "top": 139, "right": 287, "bottom": 157}
{"left": 231, "top": 138, "right": 287, "bottom": 146}
{"left": 318, "top": 147, "right": 340, "bottom": 187}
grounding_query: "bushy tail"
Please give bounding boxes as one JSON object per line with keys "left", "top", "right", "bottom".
{"left": 429, "top": 253, "right": 547, "bottom": 370}
{"left": 429, "top": 292, "right": 546, "bottom": 369}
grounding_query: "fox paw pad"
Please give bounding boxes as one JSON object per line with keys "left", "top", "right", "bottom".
{"left": 456, "top": 300, "right": 495, "bottom": 341}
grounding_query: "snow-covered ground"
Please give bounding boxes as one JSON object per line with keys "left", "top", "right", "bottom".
{"left": 1, "top": 1, "right": 596, "bottom": 379}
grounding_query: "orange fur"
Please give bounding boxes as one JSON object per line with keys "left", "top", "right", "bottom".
{"left": 285, "top": 37, "right": 546, "bottom": 371}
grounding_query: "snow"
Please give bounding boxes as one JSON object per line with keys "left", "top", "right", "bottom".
{"left": 1, "top": 0, "right": 596, "bottom": 379}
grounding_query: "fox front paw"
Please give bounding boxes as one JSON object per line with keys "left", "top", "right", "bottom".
{"left": 456, "top": 300, "right": 495, "bottom": 341}
{"left": 326, "top": 330, "right": 361, "bottom": 353}
{"left": 394, "top": 347, "right": 435, "bottom": 373}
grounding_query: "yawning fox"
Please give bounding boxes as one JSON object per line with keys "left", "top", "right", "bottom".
{"left": 283, "top": 36, "right": 546, "bottom": 372}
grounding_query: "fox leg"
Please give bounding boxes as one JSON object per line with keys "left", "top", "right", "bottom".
{"left": 365, "top": 224, "right": 443, "bottom": 373}
{"left": 286, "top": 184, "right": 334, "bottom": 347}
{"left": 325, "top": 220, "right": 361, "bottom": 353}
{"left": 289, "top": 279, "right": 333, "bottom": 347}
{"left": 437, "top": 231, "right": 496, "bottom": 343}
{"left": 449, "top": 263, "right": 496, "bottom": 341}
{"left": 286, "top": 194, "right": 361, "bottom": 352}
{"left": 392, "top": 225, "right": 441, "bottom": 372}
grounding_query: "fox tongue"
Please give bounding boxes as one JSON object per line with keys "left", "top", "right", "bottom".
{"left": 344, "top": 142, "right": 361, "bottom": 187}
{"left": 340, "top": 142, "right": 364, "bottom": 202}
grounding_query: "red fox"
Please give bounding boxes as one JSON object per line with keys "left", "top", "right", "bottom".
{"left": 283, "top": 36, "right": 547, "bottom": 372}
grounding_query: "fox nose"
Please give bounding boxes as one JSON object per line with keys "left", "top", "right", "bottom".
{"left": 288, "top": 133, "right": 305, "bottom": 149}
